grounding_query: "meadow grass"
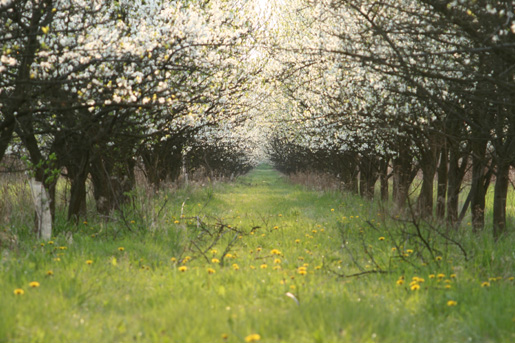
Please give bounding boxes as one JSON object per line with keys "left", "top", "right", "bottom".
{"left": 1, "top": 164, "right": 514, "bottom": 343}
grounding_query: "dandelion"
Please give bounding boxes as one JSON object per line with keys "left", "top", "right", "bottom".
{"left": 46, "top": 270, "right": 54, "bottom": 276}
{"left": 290, "top": 285, "right": 296, "bottom": 290}
{"left": 298, "top": 269, "right": 307, "bottom": 275}
{"left": 13, "top": 288, "right": 24, "bottom": 295}
{"left": 509, "top": 277, "right": 514, "bottom": 281}
{"left": 429, "top": 274, "right": 435, "bottom": 279}
{"left": 40, "top": 243, "right": 45, "bottom": 247}
{"left": 315, "top": 265, "right": 322, "bottom": 270}
{"left": 225, "top": 253, "right": 233, "bottom": 259}
{"left": 260, "top": 264, "right": 268, "bottom": 269}
{"left": 170, "top": 257, "right": 177, "bottom": 262}
{"left": 207, "top": 268, "right": 216, "bottom": 274}
{"left": 118, "top": 247, "right": 125, "bottom": 251}
{"left": 481, "top": 281, "right": 490, "bottom": 287}
{"left": 256, "top": 247, "right": 262, "bottom": 253}
{"left": 378, "top": 237, "right": 385, "bottom": 241}
{"left": 212, "top": 258, "right": 220, "bottom": 264}
{"left": 178, "top": 266, "right": 188, "bottom": 272}
{"left": 445, "top": 285, "right": 452, "bottom": 289}
{"left": 274, "top": 258, "right": 281, "bottom": 264}
{"left": 447, "top": 300, "right": 458, "bottom": 307}
{"left": 244, "top": 334, "right": 261, "bottom": 342}
{"left": 83, "top": 221, "right": 88, "bottom": 225}
{"left": 221, "top": 333, "right": 229, "bottom": 340}
{"left": 271, "top": 249, "right": 281, "bottom": 255}
{"left": 435, "top": 256, "right": 443, "bottom": 261}
{"left": 331, "top": 208, "right": 335, "bottom": 212}
{"left": 48, "top": 241, "right": 54, "bottom": 245}
{"left": 54, "top": 257, "right": 61, "bottom": 262}
{"left": 130, "top": 220, "right": 135, "bottom": 224}
{"left": 312, "top": 229, "right": 317, "bottom": 234}
{"left": 86, "top": 260, "right": 93, "bottom": 265}
{"left": 232, "top": 264, "right": 240, "bottom": 270}
{"left": 278, "top": 214, "right": 282, "bottom": 217}
{"left": 273, "top": 226, "right": 279, "bottom": 230}
{"left": 406, "top": 249, "right": 413, "bottom": 254}
{"left": 295, "top": 239, "right": 300, "bottom": 244}
{"left": 411, "top": 284, "right": 420, "bottom": 291}
{"left": 29, "top": 281, "right": 40, "bottom": 288}
{"left": 273, "top": 266, "right": 281, "bottom": 270}
{"left": 391, "top": 247, "right": 397, "bottom": 252}
{"left": 437, "top": 273, "right": 445, "bottom": 279}
{"left": 396, "top": 279, "right": 404, "bottom": 285}
{"left": 450, "top": 274, "right": 456, "bottom": 278}
{"left": 210, "top": 249, "right": 218, "bottom": 255}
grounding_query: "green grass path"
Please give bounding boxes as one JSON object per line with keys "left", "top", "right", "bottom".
{"left": 1, "top": 165, "right": 514, "bottom": 343}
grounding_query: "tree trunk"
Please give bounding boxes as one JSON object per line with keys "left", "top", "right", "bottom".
{"left": 436, "top": 144, "right": 448, "bottom": 220}
{"left": 469, "top": 141, "right": 490, "bottom": 230}
{"left": 492, "top": 162, "right": 510, "bottom": 239}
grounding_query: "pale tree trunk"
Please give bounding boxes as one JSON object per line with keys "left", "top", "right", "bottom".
{"left": 29, "top": 178, "right": 52, "bottom": 240}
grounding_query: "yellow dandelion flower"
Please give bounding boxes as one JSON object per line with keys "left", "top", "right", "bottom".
{"left": 170, "top": 257, "right": 177, "bottom": 262}
{"left": 406, "top": 249, "right": 413, "bottom": 254}
{"left": 29, "top": 281, "right": 40, "bottom": 288}
{"left": 290, "top": 285, "right": 296, "bottom": 290}
{"left": 445, "top": 284, "right": 452, "bottom": 289}
{"left": 232, "top": 264, "right": 240, "bottom": 270}
{"left": 244, "top": 334, "right": 261, "bottom": 342}
{"left": 411, "top": 284, "right": 420, "bottom": 291}
{"left": 447, "top": 300, "right": 458, "bottom": 306}
{"left": 86, "top": 260, "right": 93, "bottom": 265}
{"left": 250, "top": 266, "right": 256, "bottom": 270}
{"left": 221, "top": 333, "right": 229, "bottom": 340}
{"left": 273, "top": 266, "right": 281, "bottom": 270}
{"left": 391, "top": 247, "right": 397, "bottom": 252}
{"left": 396, "top": 279, "right": 404, "bottom": 285}
{"left": 46, "top": 270, "right": 54, "bottom": 276}
{"left": 54, "top": 257, "right": 61, "bottom": 262}
{"left": 271, "top": 249, "right": 281, "bottom": 255}
{"left": 212, "top": 258, "right": 220, "bottom": 264}
{"left": 315, "top": 265, "right": 322, "bottom": 270}
{"left": 178, "top": 266, "right": 187, "bottom": 272}
{"left": 278, "top": 214, "right": 282, "bottom": 217}
{"left": 378, "top": 237, "right": 385, "bottom": 241}
{"left": 331, "top": 208, "right": 335, "bottom": 212}
{"left": 435, "top": 256, "right": 443, "bottom": 261}
{"left": 211, "top": 249, "right": 218, "bottom": 255}
{"left": 256, "top": 247, "right": 262, "bottom": 253}
{"left": 508, "top": 277, "right": 514, "bottom": 281}
{"left": 273, "top": 226, "right": 279, "bottom": 230}
{"left": 48, "top": 241, "right": 54, "bottom": 245}
{"left": 298, "top": 269, "right": 307, "bottom": 275}
{"left": 260, "top": 264, "right": 268, "bottom": 269}
{"left": 130, "top": 220, "right": 135, "bottom": 224}
{"left": 118, "top": 247, "right": 125, "bottom": 251}
{"left": 274, "top": 258, "right": 281, "bottom": 264}
{"left": 481, "top": 281, "right": 490, "bottom": 287}
{"left": 13, "top": 288, "right": 24, "bottom": 295}
{"left": 437, "top": 273, "right": 445, "bottom": 279}
{"left": 429, "top": 274, "right": 435, "bottom": 279}
{"left": 450, "top": 274, "right": 456, "bottom": 278}
{"left": 40, "top": 243, "right": 45, "bottom": 247}
{"left": 312, "top": 229, "right": 317, "bottom": 234}
{"left": 295, "top": 239, "right": 300, "bottom": 244}
{"left": 225, "top": 253, "right": 233, "bottom": 259}
{"left": 207, "top": 268, "right": 216, "bottom": 274}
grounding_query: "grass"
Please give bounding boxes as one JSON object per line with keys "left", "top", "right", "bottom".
{"left": 1, "top": 164, "right": 514, "bottom": 343}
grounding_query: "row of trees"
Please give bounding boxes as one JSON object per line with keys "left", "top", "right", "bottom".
{"left": 0, "top": 0, "right": 266, "bottom": 236}
{"left": 265, "top": 0, "right": 514, "bottom": 238}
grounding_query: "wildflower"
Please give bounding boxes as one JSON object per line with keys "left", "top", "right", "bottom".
{"left": 315, "top": 265, "right": 322, "bottom": 270}
{"left": 295, "top": 239, "right": 300, "bottom": 244}
{"left": 406, "top": 249, "right": 413, "bottom": 254}
{"left": 447, "top": 300, "right": 458, "bottom": 307}
{"left": 290, "top": 285, "right": 296, "bottom": 290}
{"left": 437, "top": 273, "right": 445, "bottom": 279}
{"left": 182, "top": 256, "right": 191, "bottom": 264}
{"left": 130, "top": 220, "right": 135, "bottom": 224}
{"left": 312, "top": 229, "right": 317, "bottom": 234}
{"left": 298, "top": 267, "right": 307, "bottom": 275}
{"left": 445, "top": 285, "right": 452, "bottom": 289}
{"left": 118, "top": 247, "right": 125, "bottom": 251}
{"left": 207, "top": 268, "right": 216, "bottom": 274}
{"left": 46, "top": 270, "right": 54, "bottom": 276}
{"left": 211, "top": 258, "right": 220, "bottom": 264}
{"left": 509, "top": 277, "right": 514, "bottom": 281}
{"left": 225, "top": 253, "right": 233, "bottom": 259}
{"left": 13, "top": 288, "right": 24, "bottom": 295}
{"left": 232, "top": 264, "right": 240, "bottom": 270}
{"left": 274, "top": 258, "right": 281, "bottom": 264}
{"left": 260, "top": 264, "right": 268, "bottom": 269}
{"left": 48, "top": 241, "right": 54, "bottom": 245}
{"left": 54, "top": 257, "right": 61, "bottom": 262}
{"left": 435, "top": 256, "right": 443, "bottom": 261}
{"left": 256, "top": 247, "right": 262, "bottom": 253}
{"left": 429, "top": 274, "right": 435, "bottom": 279}
{"left": 396, "top": 279, "right": 404, "bottom": 285}
{"left": 178, "top": 266, "right": 187, "bottom": 272}
{"left": 271, "top": 249, "right": 281, "bottom": 255}
{"left": 221, "top": 333, "right": 229, "bottom": 340}
{"left": 273, "top": 266, "right": 281, "bottom": 270}
{"left": 331, "top": 208, "right": 335, "bottom": 212}
{"left": 450, "top": 274, "right": 456, "bottom": 278}
{"left": 481, "top": 281, "right": 490, "bottom": 287}
{"left": 250, "top": 266, "right": 256, "bottom": 270}
{"left": 211, "top": 249, "right": 218, "bottom": 255}
{"left": 244, "top": 334, "right": 261, "bottom": 342}
{"left": 273, "top": 226, "right": 279, "bottom": 230}
{"left": 378, "top": 237, "right": 385, "bottom": 241}
{"left": 86, "top": 260, "right": 93, "bottom": 265}
{"left": 411, "top": 284, "right": 420, "bottom": 291}
{"left": 391, "top": 247, "right": 397, "bottom": 252}
{"left": 170, "top": 257, "right": 177, "bottom": 263}
{"left": 29, "top": 281, "right": 40, "bottom": 288}
{"left": 40, "top": 243, "right": 45, "bottom": 247}
{"left": 174, "top": 220, "right": 180, "bottom": 224}
{"left": 278, "top": 214, "right": 282, "bottom": 217}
